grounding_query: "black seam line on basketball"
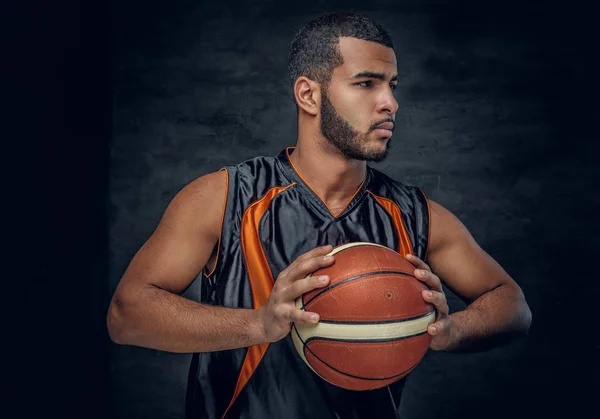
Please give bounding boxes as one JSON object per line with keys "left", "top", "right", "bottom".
{"left": 293, "top": 321, "right": 418, "bottom": 381}
{"left": 304, "top": 330, "right": 428, "bottom": 344}
{"left": 316, "top": 310, "right": 435, "bottom": 325}
{"left": 294, "top": 323, "right": 426, "bottom": 381}
{"left": 300, "top": 330, "right": 425, "bottom": 381}
{"left": 301, "top": 270, "right": 417, "bottom": 310}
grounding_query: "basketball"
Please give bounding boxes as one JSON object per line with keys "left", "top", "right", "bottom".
{"left": 291, "top": 242, "right": 435, "bottom": 391}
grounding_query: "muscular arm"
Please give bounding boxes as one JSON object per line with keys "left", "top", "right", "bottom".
{"left": 107, "top": 169, "right": 264, "bottom": 353}
{"left": 426, "top": 199, "right": 532, "bottom": 351}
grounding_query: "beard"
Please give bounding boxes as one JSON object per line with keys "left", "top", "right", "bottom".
{"left": 319, "top": 87, "right": 391, "bottom": 162}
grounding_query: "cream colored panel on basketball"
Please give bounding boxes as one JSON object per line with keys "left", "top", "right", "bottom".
{"left": 293, "top": 313, "right": 434, "bottom": 367}
{"left": 328, "top": 241, "right": 390, "bottom": 255}
{"left": 299, "top": 312, "right": 434, "bottom": 340}
{"left": 292, "top": 312, "right": 435, "bottom": 371}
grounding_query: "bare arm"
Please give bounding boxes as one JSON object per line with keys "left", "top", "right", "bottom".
{"left": 107, "top": 169, "right": 264, "bottom": 353}
{"left": 408, "top": 199, "right": 532, "bottom": 351}
{"left": 107, "top": 169, "right": 334, "bottom": 353}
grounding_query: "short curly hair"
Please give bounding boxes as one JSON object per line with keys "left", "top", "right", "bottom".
{"left": 287, "top": 12, "right": 394, "bottom": 95}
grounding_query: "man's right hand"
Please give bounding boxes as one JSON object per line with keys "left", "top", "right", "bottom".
{"left": 256, "top": 244, "right": 336, "bottom": 343}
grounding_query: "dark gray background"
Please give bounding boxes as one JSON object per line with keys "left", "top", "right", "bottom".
{"left": 13, "top": 0, "right": 597, "bottom": 418}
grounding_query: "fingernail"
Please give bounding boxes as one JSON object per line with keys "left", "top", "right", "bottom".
{"left": 324, "top": 255, "right": 334, "bottom": 261}
{"left": 318, "top": 275, "right": 329, "bottom": 283}
{"left": 430, "top": 326, "right": 437, "bottom": 334}
{"left": 427, "top": 291, "right": 433, "bottom": 298}
{"left": 310, "top": 314, "right": 319, "bottom": 322}
{"left": 419, "top": 269, "right": 428, "bottom": 275}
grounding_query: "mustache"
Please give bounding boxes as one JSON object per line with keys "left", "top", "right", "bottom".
{"left": 371, "top": 118, "right": 395, "bottom": 131}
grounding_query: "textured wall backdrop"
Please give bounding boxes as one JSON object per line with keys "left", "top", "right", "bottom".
{"left": 109, "top": 1, "right": 596, "bottom": 418}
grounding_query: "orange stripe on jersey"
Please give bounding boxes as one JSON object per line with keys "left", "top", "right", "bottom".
{"left": 367, "top": 191, "right": 414, "bottom": 256}
{"left": 221, "top": 183, "right": 296, "bottom": 419}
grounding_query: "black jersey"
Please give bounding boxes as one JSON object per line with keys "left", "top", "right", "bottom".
{"left": 185, "top": 147, "right": 430, "bottom": 419}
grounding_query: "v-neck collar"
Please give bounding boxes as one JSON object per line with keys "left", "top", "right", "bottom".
{"left": 276, "top": 146, "right": 371, "bottom": 219}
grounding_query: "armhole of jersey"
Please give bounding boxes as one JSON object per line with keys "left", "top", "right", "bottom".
{"left": 203, "top": 167, "right": 229, "bottom": 278}
{"left": 417, "top": 187, "right": 431, "bottom": 263}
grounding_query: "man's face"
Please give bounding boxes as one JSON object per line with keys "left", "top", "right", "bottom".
{"left": 319, "top": 37, "right": 399, "bottom": 162}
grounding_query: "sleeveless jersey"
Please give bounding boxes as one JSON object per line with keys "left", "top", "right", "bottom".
{"left": 185, "top": 147, "right": 430, "bottom": 419}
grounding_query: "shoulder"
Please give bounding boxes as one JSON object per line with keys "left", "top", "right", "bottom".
{"left": 226, "top": 154, "right": 293, "bottom": 205}
{"left": 367, "top": 167, "right": 427, "bottom": 205}
{"left": 229, "top": 155, "right": 278, "bottom": 177}
{"left": 368, "top": 167, "right": 409, "bottom": 189}
{"left": 179, "top": 153, "right": 276, "bottom": 202}
{"left": 162, "top": 169, "right": 228, "bottom": 241}
{"left": 168, "top": 154, "right": 281, "bottom": 230}
{"left": 175, "top": 169, "right": 227, "bottom": 207}
{"left": 426, "top": 198, "right": 473, "bottom": 255}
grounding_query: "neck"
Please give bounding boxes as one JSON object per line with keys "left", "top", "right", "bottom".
{"left": 288, "top": 138, "right": 367, "bottom": 208}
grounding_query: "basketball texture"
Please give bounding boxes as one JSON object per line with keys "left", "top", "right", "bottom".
{"left": 291, "top": 242, "right": 435, "bottom": 391}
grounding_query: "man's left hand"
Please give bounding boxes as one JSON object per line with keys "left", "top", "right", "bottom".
{"left": 405, "top": 254, "right": 456, "bottom": 351}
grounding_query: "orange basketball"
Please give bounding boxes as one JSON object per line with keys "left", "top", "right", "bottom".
{"left": 292, "top": 242, "right": 435, "bottom": 391}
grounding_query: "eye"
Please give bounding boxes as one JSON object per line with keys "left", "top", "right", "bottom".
{"left": 357, "top": 81, "right": 374, "bottom": 88}
{"left": 390, "top": 84, "right": 398, "bottom": 91}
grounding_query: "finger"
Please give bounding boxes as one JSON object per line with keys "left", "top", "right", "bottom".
{"left": 414, "top": 269, "right": 443, "bottom": 292}
{"left": 295, "top": 244, "right": 334, "bottom": 264}
{"left": 283, "top": 275, "right": 330, "bottom": 301}
{"left": 288, "top": 307, "right": 320, "bottom": 325}
{"left": 280, "top": 245, "right": 333, "bottom": 282}
{"left": 422, "top": 290, "right": 449, "bottom": 315}
{"left": 404, "top": 254, "right": 431, "bottom": 271}
{"left": 289, "top": 254, "right": 335, "bottom": 283}
{"left": 427, "top": 317, "right": 450, "bottom": 336}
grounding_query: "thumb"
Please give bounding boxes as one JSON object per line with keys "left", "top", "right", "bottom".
{"left": 428, "top": 316, "right": 451, "bottom": 336}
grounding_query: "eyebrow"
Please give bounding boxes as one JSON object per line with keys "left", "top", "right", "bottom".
{"left": 351, "top": 71, "right": 398, "bottom": 82}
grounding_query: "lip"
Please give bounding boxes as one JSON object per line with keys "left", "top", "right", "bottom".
{"left": 374, "top": 122, "right": 394, "bottom": 130}
{"left": 373, "top": 128, "right": 393, "bottom": 138}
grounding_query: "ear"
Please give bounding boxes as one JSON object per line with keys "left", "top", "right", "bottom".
{"left": 293, "top": 76, "right": 320, "bottom": 116}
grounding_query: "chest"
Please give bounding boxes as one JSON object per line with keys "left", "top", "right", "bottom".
{"left": 255, "top": 190, "right": 402, "bottom": 279}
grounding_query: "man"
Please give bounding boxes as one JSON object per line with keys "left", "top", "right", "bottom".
{"left": 107, "top": 12, "right": 532, "bottom": 419}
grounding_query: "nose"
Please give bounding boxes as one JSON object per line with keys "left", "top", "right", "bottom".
{"left": 377, "top": 88, "right": 399, "bottom": 116}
